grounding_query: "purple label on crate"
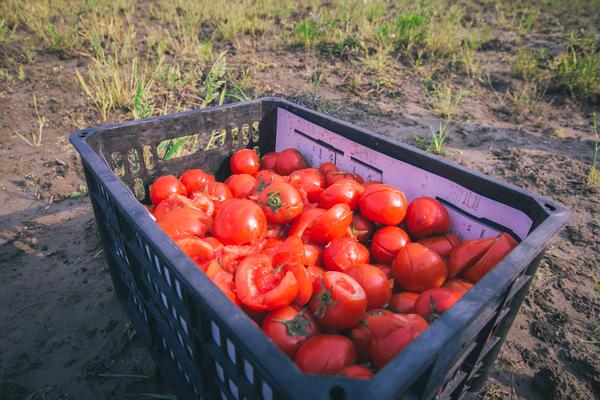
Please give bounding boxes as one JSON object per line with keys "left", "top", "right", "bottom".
{"left": 275, "top": 108, "right": 533, "bottom": 241}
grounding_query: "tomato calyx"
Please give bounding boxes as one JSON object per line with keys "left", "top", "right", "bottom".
{"left": 428, "top": 293, "right": 441, "bottom": 322}
{"left": 256, "top": 176, "right": 270, "bottom": 193}
{"left": 265, "top": 191, "right": 284, "bottom": 213}
{"left": 312, "top": 278, "right": 339, "bottom": 319}
{"left": 274, "top": 311, "right": 313, "bottom": 337}
{"left": 350, "top": 220, "right": 369, "bottom": 238}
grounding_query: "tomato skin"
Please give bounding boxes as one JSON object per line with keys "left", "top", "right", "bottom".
{"left": 359, "top": 184, "right": 408, "bottom": 225}
{"left": 347, "top": 264, "right": 392, "bottom": 310}
{"left": 204, "top": 259, "right": 240, "bottom": 306}
{"left": 173, "top": 233, "right": 216, "bottom": 264}
{"left": 389, "top": 292, "right": 419, "bottom": 313}
{"left": 180, "top": 169, "right": 215, "bottom": 194}
{"left": 350, "top": 309, "right": 394, "bottom": 361}
{"left": 305, "top": 204, "right": 353, "bottom": 244}
{"left": 392, "top": 243, "right": 448, "bottom": 292}
{"left": 275, "top": 148, "right": 308, "bottom": 175}
{"left": 443, "top": 278, "right": 473, "bottom": 297}
{"left": 213, "top": 199, "right": 267, "bottom": 245}
{"left": 255, "top": 169, "right": 286, "bottom": 189}
{"left": 349, "top": 214, "right": 374, "bottom": 244}
{"left": 261, "top": 151, "right": 280, "bottom": 171}
{"left": 306, "top": 265, "right": 326, "bottom": 293}
{"left": 338, "top": 365, "right": 374, "bottom": 380}
{"left": 294, "top": 335, "right": 356, "bottom": 375}
{"left": 405, "top": 197, "right": 450, "bottom": 239}
{"left": 288, "top": 208, "right": 326, "bottom": 238}
{"left": 189, "top": 192, "right": 215, "bottom": 217}
{"left": 157, "top": 207, "right": 211, "bottom": 238}
{"left": 258, "top": 182, "right": 304, "bottom": 224}
{"left": 319, "top": 179, "right": 365, "bottom": 210}
{"left": 154, "top": 193, "right": 196, "bottom": 220}
{"left": 368, "top": 313, "right": 428, "bottom": 368}
{"left": 370, "top": 226, "right": 411, "bottom": 264}
{"left": 414, "top": 288, "right": 459, "bottom": 319}
{"left": 309, "top": 271, "right": 367, "bottom": 330}
{"left": 325, "top": 170, "right": 364, "bottom": 187}
{"left": 304, "top": 243, "right": 322, "bottom": 266}
{"left": 418, "top": 234, "right": 460, "bottom": 259}
{"left": 224, "top": 174, "right": 258, "bottom": 199}
{"left": 322, "top": 238, "right": 369, "bottom": 272}
{"left": 235, "top": 254, "right": 299, "bottom": 311}
{"left": 318, "top": 162, "right": 339, "bottom": 175}
{"left": 289, "top": 168, "right": 325, "bottom": 203}
{"left": 262, "top": 306, "right": 321, "bottom": 358}
{"left": 204, "top": 181, "right": 233, "bottom": 208}
{"left": 230, "top": 149, "right": 260, "bottom": 175}
{"left": 448, "top": 233, "right": 517, "bottom": 283}
{"left": 150, "top": 175, "right": 187, "bottom": 206}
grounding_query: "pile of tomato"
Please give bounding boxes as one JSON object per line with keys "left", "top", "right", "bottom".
{"left": 145, "top": 147, "right": 517, "bottom": 378}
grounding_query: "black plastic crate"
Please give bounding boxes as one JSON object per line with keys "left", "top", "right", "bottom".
{"left": 70, "top": 98, "right": 568, "bottom": 400}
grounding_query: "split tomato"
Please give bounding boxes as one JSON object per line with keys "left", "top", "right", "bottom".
{"left": 288, "top": 168, "right": 325, "bottom": 203}
{"left": 157, "top": 207, "right": 211, "bottom": 239}
{"left": 414, "top": 288, "right": 459, "bottom": 319}
{"left": 418, "top": 233, "right": 460, "bottom": 259}
{"left": 294, "top": 334, "right": 356, "bottom": 375}
{"left": 392, "top": 243, "right": 447, "bottom": 292}
{"left": 319, "top": 179, "right": 364, "bottom": 210}
{"left": 150, "top": 175, "right": 187, "bottom": 205}
{"left": 346, "top": 264, "right": 392, "bottom": 310}
{"left": 349, "top": 214, "right": 374, "bottom": 243}
{"left": 322, "top": 237, "right": 369, "bottom": 272}
{"left": 370, "top": 226, "right": 410, "bottom": 264}
{"left": 180, "top": 169, "right": 215, "bottom": 194}
{"left": 358, "top": 184, "right": 408, "bottom": 225}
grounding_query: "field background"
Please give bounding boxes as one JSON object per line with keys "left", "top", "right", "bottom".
{"left": 0, "top": 1, "right": 599, "bottom": 399}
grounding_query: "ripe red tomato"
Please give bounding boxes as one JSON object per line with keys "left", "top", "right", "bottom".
{"left": 304, "top": 204, "right": 353, "bottom": 244}
{"left": 443, "top": 278, "right": 473, "bottom": 297}
{"left": 370, "top": 226, "right": 411, "bottom": 264}
{"left": 389, "top": 292, "right": 419, "bottom": 313}
{"left": 261, "top": 151, "right": 280, "bottom": 170}
{"left": 319, "top": 179, "right": 365, "bottom": 210}
{"left": 173, "top": 233, "right": 216, "bottom": 264}
{"left": 350, "top": 309, "right": 394, "bottom": 361}
{"left": 447, "top": 233, "right": 517, "bottom": 283}
{"left": 262, "top": 306, "right": 321, "bottom": 358}
{"left": 368, "top": 312, "right": 428, "bottom": 368}
{"left": 294, "top": 334, "right": 356, "bottom": 375}
{"left": 224, "top": 174, "right": 258, "bottom": 199}
{"left": 258, "top": 181, "right": 304, "bottom": 224}
{"left": 318, "top": 162, "right": 339, "bottom": 175}
{"left": 235, "top": 254, "right": 298, "bottom": 311}
{"left": 203, "top": 181, "right": 233, "bottom": 208}
{"left": 288, "top": 208, "right": 326, "bottom": 238}
{"left": 418, "top": 233, "right": 460, "bottom": 259}
{"left": 157, "top": 207, "right": 211, "bottom": 239}
{"left": 255, "top": 169, "right": 286, "bottom": 189}
{"left": 392, "top": 243, "right": 447, "bottom": 292}
{"left": 405, "top": 197, "right": 450, "bottom": 239}
{"left": 322, "top": 238, "right": 369, "bottom": 272}
{"left": 358, "top": 183, "right": 408, "bottom": 225}
{"left": 213, "top": 199, "right": 267, "bottom": 245}
{"left": 150, "top": 175, "right": 187, "bottom": 205}
{"left": 275, "top": 148, "right": 308, "bottom": 175}
{"left": 309, "top": 271, "right": 367, "bottom": 330}
{"left": 306, "top": 265, "right": 325, "bottom": 292}
{"left": 349, "top": 214, "right": 374, "bottom": 243}
{"left": 414, "top": 288, "right": 459, "bottom": 319}
{"left": 338, "top": 365, "right": 373, "bottom": 380}
{"left": 154, "top": 193, "right": 196, "bottom": 220}
{"left": 288, "top": 168, "right": 325, "bottom": 203}
{"left": 268, "top": 236, "right": 313, "bottom": 306}
{"left": 304, "top": 243, "right": 322, "bottom": 266}
{"left": 230, "top": 148, "right": 260, "bottom": 175}
{"left": 347, "top": 264, "right": 392, "bottom": 310}
{"left": 325, "top": 170, "right": 364, "bottom": 187}
{"left": 180, "top": 169, "right": 215, "bottom": 194}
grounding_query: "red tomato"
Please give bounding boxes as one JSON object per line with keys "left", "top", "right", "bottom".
{"left": 154, "top": 193, "right": 196, "bottom": 220}
{"left": 350, "top": 309, "right": 394, "bottom": 361}
{"left": 325, "top": 170, "right": 364, "bottom": 187}
{"left": 389, "top": 292, "right": 419, "bottom": 313}
{"left": 358, "top": 184, "right": 408, "bottom": 225}
{"left": 255, "top": 169, "right": 286, "bottom": 189}
{"left": 338, "top": 365, "right": 374, "bottom": 380}
{"left": 368, "top": 313, "right": 428, "bottom": 368}
{"left": 262, "top": 306, "right": 321, "bottom": 358}
{"left": 230, "top": 148, "right": 260, "bottom": 175}
{"left": 347, "top": 264, "right": 392, "bottom": 310}
{"left": 157, "top": 207, "right": 211, "bottom": 239}
{"left": 306, "top": 265, "right": 326, "bottom": 293}
{"left": 322, "top": 238, "right": 369, "bottom": 272}
{"left": 447, "top": 233, "right": 517, "bottom": 283}
{"left": 213, "top": 199, "right": 267, "bottom": 245}
{"left": 173, "top": 233, "right": 216, "bottom": 264}
{"left": 180, "top": 169, "right": 215, "bottom": 194}
{"left": 261, "top": 151, "right": 280, "bottom": 170}
{"left": 189, "top": 192, "right": 215, "bottom": 216}
{"left": 319, "top": 179, "right": 365, "bottom": 210}
{"left": 204, "top": 181, "right": 233, "bottom": 208}
{"left": 349, "top": 214, "right": 374, "bottom": 243}
{"left": 265, "top": 223, "right": 287, "bottom": 239}
{"left": 288, "top": 168, "right": 325, "bottom": 203}
{"left": 318, "top": 162, "right": 339, "bottom": 175}
{"left": 418, "top": 234, "right": 460, "bottom": 259}
{"left": 288, "top": 208, "right": 326, "bottom": 238}
{"left": 405, "top": 197, "right": 450, "bottom": 239}
{"left": 309, "top": 271, "right": 367, "bottom": 330}
{"left": 414, "top": 288, "right": 459, "bottom": 319}
{"left": 275, "top": 148, "right": 308, "bottom": 175}
{"left": 443, "top": 278, "right": 473, "bottom": 297}
{"left": 294, "top": 335, "right": 356, "bottom": 375}
{"left": 370, "top": 226, "right": 411, "bottom": 264}
{"left": 224, "top": 174, "right": 258, "bottom": 199}
{"left": 392, "top": 243, "right": 447, "bottom": 292}
{"left": 204, "top": 259, "right": 240, "bottom": 306}
{"left": 258, "top": 181, "right": 304, "bottom": 224}
{"left": 219, "top": 243, "right": 261, "bottom": 274}
{"left": 235, "top": 254, "right": 298, "bottom": 311}
{"left": 304, "top": 204, "right": 353, "bottom": 244}
{"left": 268, "top": 236, "right": 313, "bottom": 306}
{"left": 150, "top": 175, "right": 187, "bottom": 206}
{"left": 304, "top": 243, "right": 322, "bottom": 266}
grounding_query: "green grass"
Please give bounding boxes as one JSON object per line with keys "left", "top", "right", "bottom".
{"left": 587, "top": 113, "right": 600, "bottom": 186}
{"left": 554, "top": 34, "right": 600, "bottom": 104}
{"left": 415, "top": 120, "right": 453, "bottom": 155}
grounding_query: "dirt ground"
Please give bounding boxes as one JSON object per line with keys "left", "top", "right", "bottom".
{"left": 1, "top": 3, "right": 600, "bottom": 399}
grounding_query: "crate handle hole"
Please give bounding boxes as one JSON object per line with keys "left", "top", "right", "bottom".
{"left": 544, "top": 203, "right": 556, "bottom": 212}
{"left": 329, "top": 386, "right": 346, "bottom": 400}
